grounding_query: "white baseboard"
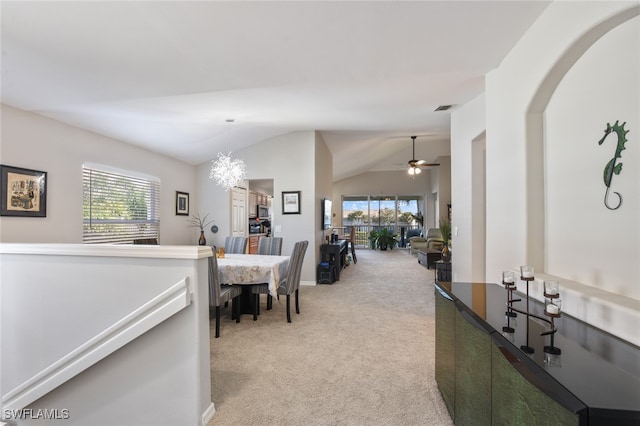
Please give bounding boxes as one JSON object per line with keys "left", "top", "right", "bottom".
{"left": 201, "top": 402, "right": 216, "bottom": 426}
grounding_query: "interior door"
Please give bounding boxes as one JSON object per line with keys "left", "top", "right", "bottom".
{"left": 231, "top": 187, "right": 247, "bottom": 237}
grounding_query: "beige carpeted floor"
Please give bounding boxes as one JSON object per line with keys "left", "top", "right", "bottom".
{"left": 207, "top": 248, "right": 454, "bottom": 426}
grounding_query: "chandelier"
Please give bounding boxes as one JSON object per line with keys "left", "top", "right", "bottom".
{"left": 209, "top": 152, "right": 247, "bottom": 191}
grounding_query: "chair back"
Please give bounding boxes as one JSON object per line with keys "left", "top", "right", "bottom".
{"left": 279, "top": 240, "right": 308, "bottom": 295}
{"left": 225, "top": 236, "right": 248, "bottom": 254}
{"left": 425, "top": 228, "right": 443, "bottom": 241}
{"left": 257, "top": 237, "right": 283, "bottom": 255}
{"left": 133, "top": 238, "right": 158, "bottom": 245}
{"left": 208, "top": 254, "right": 222, "bottom": 307}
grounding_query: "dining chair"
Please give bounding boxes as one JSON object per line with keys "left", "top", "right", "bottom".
{"left": 251, "top": 237, "right": 283, "bottom": 319}
{"left": 224, "top": 236, "right": 248, "bottom": 254}
{"left": 347, "top": 228, "right": 357, "bottom": 264}
{"left": 257, "top": 236, "right": 283, "bottom": 256}
{"left": 208, "top": 254, "right": 242, "bottom": 338}
{"left": 277, "top": 240, "right": 308, "bottom": 323}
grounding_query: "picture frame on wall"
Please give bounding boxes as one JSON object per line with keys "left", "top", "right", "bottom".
{"left": 0, "top": 164, "right": 47, "bottom": 217}
{"left": 176, "top": 191, "right": 189, "bottom": 216}
{"left": 282, "top": 190, "right": 301, "bottom": 214}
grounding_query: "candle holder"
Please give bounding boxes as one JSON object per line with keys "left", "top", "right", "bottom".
{"left": 519, "top": 265, "right": 535, "bottom": 354}
{"left": 544, "top": 352, "right": 562, "bottom": 368}
{"left": 543, "top": 297, "right": 562, "bottom": 355}
{"left": 502, "top": 271, "right": 519, "bottom": 333}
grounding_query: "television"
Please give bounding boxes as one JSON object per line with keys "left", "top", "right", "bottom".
{"left": 322, "top": 198, "right": 332, "bottom": 230}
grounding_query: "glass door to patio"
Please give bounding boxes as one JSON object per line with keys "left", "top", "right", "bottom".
{"left": 342, "top": 195, "right": 423, "bottom": 249}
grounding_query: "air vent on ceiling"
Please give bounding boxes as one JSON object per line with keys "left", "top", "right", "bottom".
{"left": 434, "top": 105, "right": 453, "bottom": 111}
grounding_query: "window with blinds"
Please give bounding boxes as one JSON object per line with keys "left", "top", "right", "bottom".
{"left": 83, "top": 165, "right": 160, "bottom": 244}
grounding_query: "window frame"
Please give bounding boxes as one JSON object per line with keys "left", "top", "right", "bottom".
{"left": 82, "top": 163, "right": 160, "bottom": 244}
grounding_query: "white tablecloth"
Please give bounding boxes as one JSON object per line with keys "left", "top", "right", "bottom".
{"left": 217, "top": 253, "right": 290, "bottom": 297}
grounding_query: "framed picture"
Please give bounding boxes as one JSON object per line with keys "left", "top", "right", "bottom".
{"left": 176, "top": 191, "right": 189, "bottom": 216}
{"left": 0, "top": 164, "right": 47, "bottom": 217}
{"left": 282, "top": 190, "right": 301, "bottom": 214}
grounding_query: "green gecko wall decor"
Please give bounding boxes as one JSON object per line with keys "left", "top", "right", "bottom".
{"left": 597, "top": 120, "right": 629, "bottom": 210}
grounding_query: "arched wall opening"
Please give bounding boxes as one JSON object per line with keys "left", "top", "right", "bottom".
{"left": 525, "top": 7, "right": 639, "bottom": 292}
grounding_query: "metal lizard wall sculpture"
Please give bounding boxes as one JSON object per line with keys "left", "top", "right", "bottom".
{"left": 597, "top": 120, "right": 629, "bottom": 210}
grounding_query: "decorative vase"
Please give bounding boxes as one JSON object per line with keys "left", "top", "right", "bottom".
{"left": 198, "top": 231, "right": 206, "bottom": 246}
{"left": 441, "top": 244, "right": 451, "bottom": 262}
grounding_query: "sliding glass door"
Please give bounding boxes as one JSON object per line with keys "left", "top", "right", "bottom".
{"left": 342, "top": 195, "right": 423, "bottom": 248}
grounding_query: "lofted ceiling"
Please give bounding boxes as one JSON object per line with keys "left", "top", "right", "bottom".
{"left": 0, "top": 1, "right": 551, "bottom": 181}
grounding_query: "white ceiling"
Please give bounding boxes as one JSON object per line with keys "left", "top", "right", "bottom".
{"left": 0, "top": 1, "right": 550, "bottom": 181}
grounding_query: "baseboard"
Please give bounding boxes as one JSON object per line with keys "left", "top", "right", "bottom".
{"left": 300, "top": 280, "right": 316, "bottom": 286}
{"left": 201, "top": 402, "right": 215, "bottom": 426}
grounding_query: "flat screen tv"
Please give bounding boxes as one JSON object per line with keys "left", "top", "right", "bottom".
{"left": 322, "top": 198, "right": 332, "bottom": 230}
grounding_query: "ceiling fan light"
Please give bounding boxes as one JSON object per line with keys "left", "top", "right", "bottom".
{"left": 414, "top": 167, "right": 421, "bottom": 175}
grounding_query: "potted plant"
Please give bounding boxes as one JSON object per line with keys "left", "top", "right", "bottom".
{"left": 439, "top": 218, "right": 451, "bottom": 261}
{"left": 188, "top": 213, "right": 215, "bottom": 245}
{"left": 411, "top": 211, "right": 424, "bottom": 228}
{"left": 376, "top": 228, "right": 398, "bottom": 250}
{"left": 368, "top": 230, "right": 379, "bottom": 249}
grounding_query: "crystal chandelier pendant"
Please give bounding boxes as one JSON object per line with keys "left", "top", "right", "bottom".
{"left": 209, "top": 152, "right": 247, "bottom": 190}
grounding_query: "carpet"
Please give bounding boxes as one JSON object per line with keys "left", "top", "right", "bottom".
{"left": 208, "top": 248, "right": 454, "bottom": 426}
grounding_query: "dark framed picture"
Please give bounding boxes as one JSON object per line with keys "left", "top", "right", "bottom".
{"left": 282, "top": 191, "right": 301, "bottom": 214}
{"left": 0, "top": 164, "right": 47, "bottom": 217}
{"left": 176, "top": 191, "right": 189, "bottom": 216}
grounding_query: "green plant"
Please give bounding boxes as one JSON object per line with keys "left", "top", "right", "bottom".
{"left": 439, "top": 218, "right": 451, "bottom": 243}
{"left": 376, "top": 228, "right": 398, "bottom": 250}
{"left": 411, "top": 211, "right": 424, "bottom": 227}
{"left": 368, "top": 230, "right": 379, "bottom": 249}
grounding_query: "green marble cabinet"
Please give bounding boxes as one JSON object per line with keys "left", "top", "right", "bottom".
{"left": 434, "top": 283, "right": 587, "bottom": 425}
{"left": 435, "top": 288, "right": 455, "bottom": 417}
{"left": 454, "top": 308, "right": 492, "bottom": 425}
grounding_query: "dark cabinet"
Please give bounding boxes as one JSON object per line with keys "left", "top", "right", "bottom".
{"left": 320, "top": 240, "right": 347, "bottom": 281}
{"left": 436, "top": 260, "right": 451, "bottom": 283}
{"left": 434, "top": 282, "right": 638, "bottom": 426}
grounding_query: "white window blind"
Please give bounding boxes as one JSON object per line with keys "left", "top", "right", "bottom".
{"left": 83, "top": 165, "right": 160, "bottom": 244}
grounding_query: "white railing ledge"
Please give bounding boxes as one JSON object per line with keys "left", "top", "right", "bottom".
{"left": 513, "top": 272, "right": 640, "bottom": 347}
{"left": 0, "top": 243, "right": 213, "bottom": 260}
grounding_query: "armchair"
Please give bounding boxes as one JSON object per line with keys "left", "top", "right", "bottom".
{"left": 408, "top": 228, "right": 444, "bottom": 255}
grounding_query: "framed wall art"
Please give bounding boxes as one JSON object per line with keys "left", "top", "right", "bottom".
{"left": 0, "top": 164, "right": 47, "bottom": 217}
{"left": 282, "top": 190, "right": 301, "bottom": 214}
{"left": 176, "top": 191, "right": 189, "bottom": 216}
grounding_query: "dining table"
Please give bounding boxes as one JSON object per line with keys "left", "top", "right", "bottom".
{"left": 216, "top": 253, "right": 290, "bottom": 315}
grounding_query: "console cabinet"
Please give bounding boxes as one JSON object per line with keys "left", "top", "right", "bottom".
{"left": 434, "top": 282, "right": 639, "bottom": 425}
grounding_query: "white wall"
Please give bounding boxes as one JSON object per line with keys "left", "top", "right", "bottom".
{"left": 479, "top": 2, "right": 639, "bottom": 299}
{"left": 315, "top": 131, "right": 334, "bottom": 267}
{"left": 195, "top": 131, "right": 321, "bottom": 283}
{"left": 544, "top": 14, "right": 639, "bottom": 297}
{"left": 433, "top": 156, "right": 451, "bottom": 229}
{"left": 1, "top": 244, "right": 213, "bottom": 426}
{"left": 451, "top": 94, "right": 486, "bottom": 282}
{"left": 0, "top": 105, "right": 198, "bottom": 244}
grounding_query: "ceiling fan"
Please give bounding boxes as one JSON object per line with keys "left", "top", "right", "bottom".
{"left": 407, "top": 136, "right": 439, "bottom": 176}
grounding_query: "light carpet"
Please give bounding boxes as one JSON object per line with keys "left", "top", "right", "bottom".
{"left": 207, "top": 248, "right": 454, "bottom": 426}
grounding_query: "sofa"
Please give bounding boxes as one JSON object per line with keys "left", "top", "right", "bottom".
{"left": 408, "top": 228, "right": 444, "bottom": 255}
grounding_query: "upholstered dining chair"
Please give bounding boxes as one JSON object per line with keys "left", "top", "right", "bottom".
{"left": 224, "top": 236, "right": 248, "bottom": 254}
{"left": 250, "top": 237, "right": 283, "bottom": 319}
{"left": 208, "top": 254, "right": 242, "bottom": 338}
{"left": 277, "top": 240, "right": 308, "bottom": 323}
{"left": 257, "top": 236, "right": 283, "bottom": 256}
